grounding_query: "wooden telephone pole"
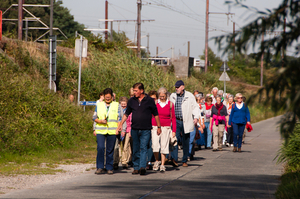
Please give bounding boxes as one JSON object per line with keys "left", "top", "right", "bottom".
{"left": 137, "top": 0, "right": 142, "bottom": 58}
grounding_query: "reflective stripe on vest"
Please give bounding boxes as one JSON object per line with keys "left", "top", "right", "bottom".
{"left": 95, "top": 101, "right": 119, "bottom": 135}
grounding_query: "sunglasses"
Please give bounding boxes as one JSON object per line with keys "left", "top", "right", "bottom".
{"left": 175, "top": 87, "right": 180, "bottom": 89}
{"left": 237, "top": 97, "right": 243, "bottom": 99}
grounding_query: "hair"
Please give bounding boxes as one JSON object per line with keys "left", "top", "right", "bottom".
{"left": 211, "top": 87, "right": 218, "bottom": 92}
{"left": 129, "top": 87, "right": 134, "bottom": 97}
{"left": 157, "top": 87, "right": 168, "bottom": 96}
{"left": 217, "top": 90, "right": 224, "bottom": 95}
{"left": 234, "top": 93, "right": 243, "bottom": 100}
{"left": 228, "top": 94, "right": 234, "bottom": 99}
{"left": 103, "top": 88, "right": 113, "bottom": 96}
{"left": 148, "top": 90, "right": 158, "bottom": 98}
{"left": 205, "top": 96, "right": 213, "bottom": 102}
{"left": 133, "top": 83, "right": 144, "bottom": 91}
{"left": 193, "top": 90, "right": 199, "bottom": 94}
{"left": 216, "top": 95, "right": 223, "bottom": 101}
{"left": 242, "top": 96, "right": 246, "bottom": 102}
{"left": 99, "top": 92, "right": 104, "bottom": 97}
{"left": 119, "top": 96, "right": 128, "bottom": 103}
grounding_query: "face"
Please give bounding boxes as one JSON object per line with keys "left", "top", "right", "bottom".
{"left": 104, "top": 94, "right": 112, "bottom": 104}
{"left": 99, "top": 95, "right": 104, "bottom": 101}
{"left": 196, "top": 97, "right": 201, "bottom": 104}
{"left": 150, "top": 95, "right": 157, "bottom": 104}
{"left": 120, "top": 101, "right": 127, "bottom": 109}
{"left": 212, "top": 89, "right": 218, "bottom": 96}
{"left": 207, "top": 101, "right": 212, "bottom": 106}
{"left": 159, "top": 93, "right": 167, "bottom": 102}
{"left": 237, "top": 95, "right": 243, "bottom": 103}
{"left": 216, "top": 97, "right": 221, "bottom": 104}
{"left": 133, "top": 87, "right": 143, "bottom": 98}
{"left": 194, "top": 91, "right": 199, "bottom": 96}
{"left": 69, "top": 95, "right": 74, "bottom": 102}
{"left": 175, "top": 85, "right": 184, "bottom": 94}
{"left": 228, "top": 97, "right": 233, "bottom": 104}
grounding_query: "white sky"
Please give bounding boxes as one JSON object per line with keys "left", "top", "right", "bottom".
{"left": 61, "top": 0, "right": 283, "bottom": 60}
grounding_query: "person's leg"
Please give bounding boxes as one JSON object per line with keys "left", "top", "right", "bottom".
{"left": 205, "top": 122, "right": 212, "bottom": 148}
{"left": 218, "top": 124, "right": 225, "bottom": 149}
{"left": 139, "top": 130, "right": 151, "bottom": 170}
{"left": 160, "top": 127, "right": 170, "bottom": 166}
{"left": 232, "top": 123, "right": 239, "bottom": 148}
{"left": 227, "top": 126, "right": 233, "bottom": 145}
{"left": 242, "top": 127, "right": 247, "bottom": 143}
{"left": 182, "top": 132, "right": 190, "bottom": 163}
{"left": 189, "top": 127, "right": 196, "bottom": 156}
{"left": 151, "top": 126, "right": 160, "bottom": 161}
{"left": 105, "top": 134, "right": 117, "bottom": 171}
{"left": 212, "top": 123, "right": 219, "bottom": 150}
{"left": 113, "top": 136, "right": 119, "bottom": 169}
{"left": 171, "top": 120, "right": 182, "bottom": 162}
{"left": 96, "top": 134, "right": 106, "bottom": 169}
{"left": 121, "top": 133, "right": 130, "bottom": 165}
{"left": 238, "top": 124, "right": 246, "bottom": 149}
{"left": 131, "top": 129, "right": 140, "bottom": 170}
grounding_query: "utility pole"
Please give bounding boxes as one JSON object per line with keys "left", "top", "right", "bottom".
{"left": 18, "top": 0, "right": 23, "bottom": 40}
{"left": 50, "top": 0, "right": 53, "bottom": 35}
{"left": 137, "top": 0, "right": 142, "bottom": 58}
{"left": 233, "top": 22, "right": 235, "bottom": 61}
{"left": 282, "top": 17, "right": 286, "bottom": 67}
{"left": 110, "top": 21, "right": 113, "bottom": 41}
{"left": 156, "top": 46, "right": 158, "bottom": 58}
{"left": 105, "top": 0, "right": 108, "bottom": 41}
{"left": 147, "top": 33, "right": 150, "bottom": 55}
{"left": 204, "top": 0, "right": 209, "bottom": 73}
{"left": 187, "top": 41, "right": 190, "bottom": 57}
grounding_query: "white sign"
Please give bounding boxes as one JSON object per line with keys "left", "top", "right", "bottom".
{"left": 219, "top": 72, "right": 230, "bottom": 81}
{"left": 75, "top": 39, "right": 88, "bottom": 58}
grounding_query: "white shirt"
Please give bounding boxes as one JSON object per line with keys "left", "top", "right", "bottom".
{"left": 158, "top": 99, "right": 169, "bottom": 108}
{"left": 236, "top": 102, "right": 244, "bottom": 109}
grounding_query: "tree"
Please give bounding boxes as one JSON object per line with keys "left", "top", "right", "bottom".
{"left": 0, "top": 0, "right": 90, "bottom": 40}
{"left": 215, "top": 0, "right": 300, "bottom": 140}
{"left": 199, "top": 46, "right": 223, "bottom": 71}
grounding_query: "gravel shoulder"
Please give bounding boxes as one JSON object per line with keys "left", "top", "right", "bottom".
{"left": 0, "top": 164, "right": 95, "bottom": 195}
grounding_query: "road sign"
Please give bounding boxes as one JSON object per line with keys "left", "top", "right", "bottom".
{"left": 79, "top": 101, "right": 97, "bottom": 106}
{"left": 219, "top": 72, "right": 230, "bottom": 81}
{"left": 75, "top": 38, "right": 88, "bottom": 58}
{"left": 220, "top": 61, "right": 230, "bottom": 71}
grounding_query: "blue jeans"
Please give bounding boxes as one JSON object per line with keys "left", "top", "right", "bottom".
{"left": 131, "top": 129, "right": 151, "bottom": 170}
{"left": 205, "top": 122, "right": 212, "bottom": 147}
{"left": 170, "top": 119, "right": 190, "bottom": 163}
{"left": 232, "top": 123, "right": 246, "bottom": 148}
{"left": 96, "top": 134, "right": 116, "bottom": 171}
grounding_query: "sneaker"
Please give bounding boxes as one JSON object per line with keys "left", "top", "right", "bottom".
{"left": 140, "top": 167, "right": 146, "bottom": 175}
{"left": 95, "top": 168, "right": 106, "bottom": 174}
{"left": 226, "top": 143, "right": 229, "bottom": 147}
{"left": 153, "top": 161, "right": 160, "bottom": 171}
{"left": 107, "top": 170, "right": 113, "bottom": 175}
{"left": 160, "top": 165, "right": 166, "bottom": 172}
{"left": 187, "top": 157, "right": 190, "bottom": 162}
{"left": 132, "top": 170, "right": 139, "bottom": 175}
{"left": 230, "top": 144, "right": 234, "bottom": 147}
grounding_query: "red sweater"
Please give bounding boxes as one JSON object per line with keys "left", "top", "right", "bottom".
{"left": 152, "top": 101, "right": 176, "bottom": 132}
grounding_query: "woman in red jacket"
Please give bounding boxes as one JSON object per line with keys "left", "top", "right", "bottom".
{"left": 152, "top": 87, "right": 176, "bottom": 172}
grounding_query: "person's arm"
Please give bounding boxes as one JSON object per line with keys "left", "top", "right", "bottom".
{"left": 228, "top": 106, "right": 234, "bottom": 127}
{"left": 117, "top": 114, "right": 128, "bottom": 133}
{"left": 246, "top": 106, "right": 251, "bottom": 124}
{"left": 191, "top": 96, "right": 200, "bottom": 125}
{"left": 155, "top": 115, "right": 162, "bottom": 135}
{"left": 171, "top": 102, "right": 176, "bottom": 137}
{"left": 93, "top": 105, "right": 107, "bottom": 124}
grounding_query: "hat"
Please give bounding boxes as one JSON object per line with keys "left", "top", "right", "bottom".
{"left": 175, "top": 80, "right": 184, "bottom": 87}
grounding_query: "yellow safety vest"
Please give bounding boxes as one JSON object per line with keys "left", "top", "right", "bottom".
{"left": 95, "top": 101, "right": 119, "bottom": 135}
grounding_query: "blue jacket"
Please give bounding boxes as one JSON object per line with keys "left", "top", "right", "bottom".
{"left": 228, "top": 103, "right": 250, "bottom": 125}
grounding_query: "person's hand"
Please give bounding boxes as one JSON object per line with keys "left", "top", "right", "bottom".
{"left": 102, "top": 119, "right": 107, "bottom": 124}
{"left": 202, "top": 124, "right": 205, "bottom": 128}
{"left": 199, "top": 127, "right": 204, "bottom": 134}
{"left": 157, "top": 127, "right": 162, "bottom": 135}
{"left": 172, "top": 132, "right": 176, "bottom": 138}
{"left": 117, "top": 125, "right": 122, "bottom": 132}
{"left": 93, "top": 130, "right": 96, "bottom": 136}
{"left": 116, "top": 130, "right": 119, "bottom": 135}
{"left": 247, "top": 122, "right": 251, "bottom": 125}
{"left": 121, "top": 131, "right": 126, "bottom": 138}
{"left": 193, "top": 118, "right": 198, "bottom": 125}
{"left": 228, "top": 125, "right": 231, "bottom": 128}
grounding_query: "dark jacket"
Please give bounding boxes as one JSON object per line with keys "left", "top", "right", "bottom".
{"left": 125, "top": 94, "right": 158, "bottom": 130}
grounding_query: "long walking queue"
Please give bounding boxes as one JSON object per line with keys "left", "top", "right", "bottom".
{"left": 92, "top": 81, "right": 252, "bottom": 175}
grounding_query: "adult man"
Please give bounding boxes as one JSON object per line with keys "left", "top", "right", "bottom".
{"left": 118, "top": 83, "right": 161, "bottom": 175}
{"left": 169, "top": 80, "right": 200, "bottom": 167}
{"left": 209, "top": 87, "right": 218, "bottom": 104}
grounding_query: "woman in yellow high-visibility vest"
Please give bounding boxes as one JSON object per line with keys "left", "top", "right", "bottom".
{"left": 93, "top": 88, "right": 124, "bottom": 175}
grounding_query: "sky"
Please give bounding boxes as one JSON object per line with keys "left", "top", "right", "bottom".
{"left": 61, "top": 0, "right": 283, "bottom": 60}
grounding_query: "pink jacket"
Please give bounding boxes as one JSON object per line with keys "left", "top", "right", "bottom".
{"left": 210, "top": 115, "right": 227, "bottom": 132}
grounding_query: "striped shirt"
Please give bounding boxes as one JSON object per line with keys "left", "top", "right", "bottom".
{"left": 175, "top": 90, "right": 185, "bottom": 119}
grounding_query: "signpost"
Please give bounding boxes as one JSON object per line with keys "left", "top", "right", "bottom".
{"left": 75, "top": 34, "right": 88, "bottom": 105}
{"left": 49, "top": 35, "right": 57, "bottom": 92}
{"left": 219, "top": 61, "right": 230, "bottom": 94}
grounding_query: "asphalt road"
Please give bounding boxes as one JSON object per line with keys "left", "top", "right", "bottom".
{"left": 1, "top": 116, "right": 283, "bottom": 199}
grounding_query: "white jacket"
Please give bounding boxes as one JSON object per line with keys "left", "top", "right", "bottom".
{"left": 170, "top": 90, "right": 200, "bottom": 134}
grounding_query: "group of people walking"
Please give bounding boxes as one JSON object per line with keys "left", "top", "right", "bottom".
{"left": 92, "top": 81, "right": 251, "bottom": 175}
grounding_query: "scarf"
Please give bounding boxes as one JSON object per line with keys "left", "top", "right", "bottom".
{"left": 205, "top": 103, "right": 213, "bottom": 110}
{"left": 215, "top": 103, "right": 224, "bottom": 116}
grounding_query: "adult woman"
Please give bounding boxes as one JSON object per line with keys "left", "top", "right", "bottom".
{"left": 210, "top": 95, "right": 228, "bottom": 151}
{"left": 204, "top": 96, "right": 213, "bottom": 149}
{"left": 93, "top": 88, "right": 123, "bottom": 175}
{"left": 152, "top": 87, "right": 176, "bottom": 172}
{"left": 226, "top": 95, "right": 235, "bottom": 147}
{"left": 195, "top": 94, "right": 205, "bottom": 150}
{"left": 228, "top": 93, "right": 251, "bottom": 152}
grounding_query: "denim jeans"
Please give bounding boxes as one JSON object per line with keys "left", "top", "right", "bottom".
{"left": 96, "top": 134, "right": 116, "bottom": 171}
{"left": 170, "top": 119, "right": 190, "bottom": 163}
{"left": 189, "top": 127, "right": 196, "bottom": 155}
{"left": 205, "top": 122, "right": 212, "bottom": 147}
{"left": 131, "top": 129, "right": 151, "bottom": 170}
{"left": 232, "top": 123, "right": 246, "bottom": 148}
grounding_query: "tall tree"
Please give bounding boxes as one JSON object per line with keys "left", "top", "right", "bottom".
{"left": 215, "top": 0, "right": 300, "bottom": 140}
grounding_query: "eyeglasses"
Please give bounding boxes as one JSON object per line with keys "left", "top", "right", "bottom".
{"left": 175, "top": 87, "right": 179, "bottom": 89}
{"left": 237, "top": 97, "right": 243, "bottom": 99}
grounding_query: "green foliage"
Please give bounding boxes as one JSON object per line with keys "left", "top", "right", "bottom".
{"left": 0, "top": 52, "right": 93, "bottom": 155}
{"left": 275, "top": 171, "right": 300, "bottom": 199}
{"left": 200, "top": 46, "right": 223, "bottom": 72}
{"left": 0, "top": 0, "right": 91, "bottom": 40}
